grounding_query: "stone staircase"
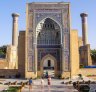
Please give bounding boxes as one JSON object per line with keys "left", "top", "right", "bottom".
{"left": 43, "top": 70, "right": 55, "bottom": 78}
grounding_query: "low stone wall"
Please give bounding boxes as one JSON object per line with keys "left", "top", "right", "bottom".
{"left": 78, "top": 68, "right": 96, "bottom": 79}
{"left": 62, "top": 72, "right": 71, "bottom": 78}
{"left": 0, "top": 59, "right": 9, "bottom": 69}
{"left": 0, "top": 69, "right": 18, "bottom": 78}
{"left": 25, "top": 71, "right": 37, "bottom": 79}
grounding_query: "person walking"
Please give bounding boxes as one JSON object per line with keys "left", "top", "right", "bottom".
{"left": 29, "top": 77, "right": 32, "bottom": 92}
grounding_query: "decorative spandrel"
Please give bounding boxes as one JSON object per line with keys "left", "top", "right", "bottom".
{"left": 27, "top": 31, "right": 35, "bottom": 71}
{"left": 35, "top": 12, "right": 62, "bottom": 27}
{"left": 28, "top": 55, "right": 34, "bottom": 71}
{"left": 64, "top": 34, "right": 70, "bottom": 50}
{"left": 38, "top": 48, "right": 60, "bottom": 62}
{"left": 28, "top": 32, "right": 34, "bottom": 51}
{"left": 37, "top": 48, "right": 61, "bottom": 70}
{"left": 28, "top": 14, "right": 33, "bottom": 29}
{"left": 27, "top": 14, "right": 35, "bottom": 72}
{"left": 64, "top": 55, "right": 70, "bottom": 71}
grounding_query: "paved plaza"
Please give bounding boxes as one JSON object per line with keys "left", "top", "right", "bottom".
{"left": 0, "top": 78, "right": 78, "bottom": 92}
{"left": 22, "top": 85, "right": 78, "bottom": 92}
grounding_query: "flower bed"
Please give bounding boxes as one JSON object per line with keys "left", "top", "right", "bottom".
{"left": 87, "top": 75, "right": 96, "bottom": 77}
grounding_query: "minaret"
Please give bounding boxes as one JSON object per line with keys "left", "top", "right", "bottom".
{"left": 12, "top": 13, "right": 19, "bottom": 47}
{"left": 80, "top": 13, "right": 88, "bottom": 45}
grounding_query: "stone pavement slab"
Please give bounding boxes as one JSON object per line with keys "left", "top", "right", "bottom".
{"left": 22, "top": 85, "right": 78, "bottom": 92}
{"left": 0, "top": 85, "right": 8, "bottom": 91}
{"left": 22, "top": 79, "right": 78, "bottom": 92}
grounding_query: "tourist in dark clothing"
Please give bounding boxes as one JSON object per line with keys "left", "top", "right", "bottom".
{"left": 46, "top": 71, "right": 48, "bottom": 78}
{"left": 29, "top": 77, "right": 32, "bottom": 92}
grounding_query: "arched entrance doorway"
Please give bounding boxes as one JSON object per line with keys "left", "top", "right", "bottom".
{"left": 40, "top": 54, "right": 57, "bottom": 77}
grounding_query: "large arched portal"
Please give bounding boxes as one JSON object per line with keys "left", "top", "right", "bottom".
{"left": 36, "top": 18, "right": 61, "bottom": 77}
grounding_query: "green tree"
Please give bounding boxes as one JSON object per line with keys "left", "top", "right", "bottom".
{"left": 91, "top": 49, "right": 96, "bottom": 64}
{"left": 0, "top": 45, "right": 7, "bottom": 54}
{"left": 0, "top": 45, "right": 7, "bottom": 58}
{"left": 0, "top": 50, "right": 5, "bottom": 55}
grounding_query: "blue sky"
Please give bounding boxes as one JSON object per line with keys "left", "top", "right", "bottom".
{"left": 0, "top": 0, "right": 96, "bottom": 49}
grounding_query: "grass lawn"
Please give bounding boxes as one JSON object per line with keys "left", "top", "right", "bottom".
{"left": 2, "top": 86, "right": 21, "bottom": 92}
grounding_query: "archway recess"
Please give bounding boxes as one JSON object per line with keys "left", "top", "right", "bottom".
{"left": 40, "top": 54, "right": 57, "bottom": 77}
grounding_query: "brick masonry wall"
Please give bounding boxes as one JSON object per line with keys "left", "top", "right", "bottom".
{"left": 79, "top": 44, "right": 92, "bottom": 66}
{"left": 79, "top": 68, "right": 96, "bottom": 79}
{"left": 0, "top": 59, "right": 9, "bottom": 69}
{"left": 70, "top": 30, "right": 79, "bottom": 76}
{"left": 78, "top": 37, "right": 83, "bottom": 47}
{"left": 0, "top": 69, "right": 18, "bottom": 78}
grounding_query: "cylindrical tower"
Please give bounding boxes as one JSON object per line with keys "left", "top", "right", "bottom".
{"left": 80, "top": 13, "right": 88, "bottom": 45}
{"left": 12, "top": 13, "right": 19, "bottom": 47}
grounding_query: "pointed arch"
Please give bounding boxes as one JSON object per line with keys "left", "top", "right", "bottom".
{"left": 36, "top": 17, "right": 62, "bottom": 34}
{"left": 36, "top": 17, "right": 61, "bottom": 45}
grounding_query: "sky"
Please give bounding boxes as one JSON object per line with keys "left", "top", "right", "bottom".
{"left": 0, "top": 0, "right": 96, "bottom": 49}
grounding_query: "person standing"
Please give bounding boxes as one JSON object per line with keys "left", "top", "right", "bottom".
{"left": 47, "top": 76, "right": 51, "bottom": 91}
{"left": 41, "top": 77, "right": 44, "bottom": 89}
{"left": 46, "top": 71, "right": 48, "bottom": 78}
{"left": 48, "top": 76, "right": 51, "bottom": 86}
{"left": 29, "top": 77, "right": 32, "bottom": 92}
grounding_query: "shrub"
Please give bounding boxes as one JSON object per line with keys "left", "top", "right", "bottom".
{"left": 78, "top": 74, "right": 83, "bottom": 80}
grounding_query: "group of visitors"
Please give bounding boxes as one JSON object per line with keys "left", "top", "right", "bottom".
{"left": 28, "top": 75, "right": 51, "bottom": 92}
